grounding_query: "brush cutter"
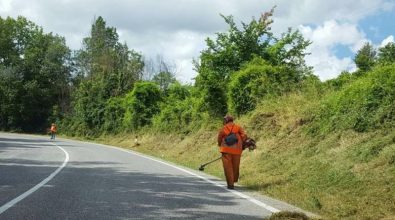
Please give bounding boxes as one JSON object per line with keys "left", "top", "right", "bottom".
{"left": 198, "top": 138, "right": 257, "bottom": 171}
{"left": 198, "top": 156, "right": 222, "bottom": 171}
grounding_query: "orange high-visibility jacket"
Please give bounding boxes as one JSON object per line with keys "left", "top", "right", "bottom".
{"left": 217, "top": 122, "right": 247, "bottom": 155}
{"left": 50, "top": 125, "right": 57, "bottom": 132}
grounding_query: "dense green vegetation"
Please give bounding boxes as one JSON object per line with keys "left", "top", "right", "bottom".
{"left": 310, "top": 64, "right": 395, "bottom": 134}
{"left": 1, "top": 9, "right": 394, "bottom": 219}
{"left": 0, "top": 16, "right": 71, "bottom": 132}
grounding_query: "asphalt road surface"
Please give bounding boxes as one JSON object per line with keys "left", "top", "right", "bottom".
{"left": 0, "top": 132, "right": 310, "bottom": 219}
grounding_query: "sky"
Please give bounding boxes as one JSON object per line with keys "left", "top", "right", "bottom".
{"left": 0, "top": 0, "right": 394, "bottom": 82}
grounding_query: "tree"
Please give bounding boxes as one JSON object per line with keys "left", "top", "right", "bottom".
{"left": 143, "top": 54, "right": 177, "bottom": 81}
{"left": 0, "top": 67, "right": 23, "bottom": 130}
{"left": 152, "top": 71, "right": 176, "bottom": 91}
{"left": 71, "top": 79, "right": 107, "bottom": 135}
{"left": 68, "top": 16, "right": 144, "bottom": 135}
{"left": 354, "top": 42, "right": 376, "bottom": 73}
{"left": 75, "top": 16, "right": 143, "bottom": 96}
{"left": 378, "top": 42, "right": 395, "bottom": 65}
{"left": 0, "top": 16, "right": 71, "bottom": 132}
{"left": 194, "top": 7, "right": 310, "bottom": 117}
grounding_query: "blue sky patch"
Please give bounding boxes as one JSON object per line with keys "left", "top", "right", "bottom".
{"left": 359, "top": 9, "right": 395, "bottom": 44}
{"left": 333, "top": 44, "right": 355, "bottom": 59}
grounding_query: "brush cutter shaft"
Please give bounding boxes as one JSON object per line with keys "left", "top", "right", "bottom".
{"left": 201, "top": 156, "right": 222, "bottom": 167}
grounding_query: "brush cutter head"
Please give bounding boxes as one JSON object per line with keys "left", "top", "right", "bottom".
{"left": 242, "top": 138, "right": 257, "bottom": 151}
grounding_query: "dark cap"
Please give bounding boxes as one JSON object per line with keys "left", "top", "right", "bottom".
{"left": 223, "top": 115, "right": 234, "bottom": 123}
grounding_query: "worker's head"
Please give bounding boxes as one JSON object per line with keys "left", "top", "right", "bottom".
{"left": 223, "top": 115, "right": 234, "bottom": 124}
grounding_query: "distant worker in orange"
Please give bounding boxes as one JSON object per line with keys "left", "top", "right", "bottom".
{"left": 50, "top": 123, "right": 57, "bottom": 140}
{"left": 217, "top": 115, "right": 247, "bottom": 189}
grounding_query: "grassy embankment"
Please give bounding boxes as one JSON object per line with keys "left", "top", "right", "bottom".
{"left": 89, "top": 66, "right": 394, "bottom": 220}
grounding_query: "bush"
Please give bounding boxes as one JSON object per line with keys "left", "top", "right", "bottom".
{"left": 102, "top": 97, "right": 125, "bottom": 133}
{"left": 309, "top": 64, "right": 395, "bottom": 134}
{"left": 152, "top": 84, "right": 209, "bottom": 133}
{"left": 323, "top": 71, "right": 355, "bottom": 91}
{"left": 123, "top": 81, "right": 161, "bottom": 130}
{"left": 228, "top": 57, "right": 299, "bottom": 115}
{"left": 195, "top": 67, "right": 228, "bottom": 117}
{"left": 71, "top": 80, "right": 107, "bottom": 136}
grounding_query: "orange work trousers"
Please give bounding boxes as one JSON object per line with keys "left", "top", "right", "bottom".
{"left": 221, "top": 153, "right": 241, "bottom": 187}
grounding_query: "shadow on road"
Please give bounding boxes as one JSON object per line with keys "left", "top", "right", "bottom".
{"left": 0, "top": 137, "right": 54, "bottom": 153}
{"left": 0, "top": 157, "right": 265, "bottom": 219}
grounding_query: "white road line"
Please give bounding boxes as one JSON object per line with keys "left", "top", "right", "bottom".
{"left": 106, "top": 145, "right": 280, "bottom": 213}
{"left": 0, "top": 141, "right": 69, "bottom": 214}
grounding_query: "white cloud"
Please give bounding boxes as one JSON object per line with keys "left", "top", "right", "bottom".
{"left": 307, "top": 55, "right": 356, "bottom": 80}
{"left": 0, "top": 0, "right": 13, "bottom": 13}
{"left": 299, "top": 20, "right": 368, "bottom": 80}
{"left": 118, "top": 30, "right": 209, "bottom": 82}
{"left": 299, "top": 20, "right": 367, "bottom": 48}
{"left": 270, "top": 0, "right": 394, "bottom": 34}
{"left": 380, "top": 35, "right": 395, "bottom": 47}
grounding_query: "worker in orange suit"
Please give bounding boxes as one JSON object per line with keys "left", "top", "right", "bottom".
{"left": 217, "top": 115, "right": 247, "bottom": 189}
{"left": 50, "top": 123, "right": 57, "bottom": 140}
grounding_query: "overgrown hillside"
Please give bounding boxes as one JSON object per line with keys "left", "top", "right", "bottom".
{"left": 98, "top": 65, "right": 395, "bottom": 219}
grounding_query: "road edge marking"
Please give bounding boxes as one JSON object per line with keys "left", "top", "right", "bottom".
{"left": 0, "top": 142, "right": 69, "bottom": 214}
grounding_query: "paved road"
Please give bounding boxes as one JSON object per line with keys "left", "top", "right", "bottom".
{"left": 0, "top": 133, "right": 308, "bottom": 219}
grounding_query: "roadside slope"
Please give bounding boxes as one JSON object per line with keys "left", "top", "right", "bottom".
{"left": 97, "top": 91, "right": 395, "bottom": 219}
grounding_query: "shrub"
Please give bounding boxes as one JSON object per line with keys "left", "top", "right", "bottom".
{"left": 123, "top": 81, "right": 161, "bottom": 130}
{"left": 323, "top": 71, "right": 355, "bottom": 91}
{"left": 102, "top": 97, "right": 125, "bottom": 133}
{"left": 228, "top": 57, "right": 299, "bottom": 115}
{"left": 152, "top": 84, "right": 209, "bottom": 133}
{"left": 309, "top": 64, "right": 395, "bottom": 134}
